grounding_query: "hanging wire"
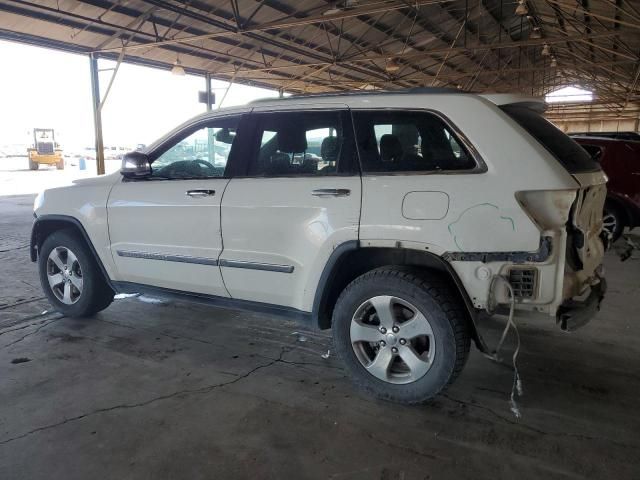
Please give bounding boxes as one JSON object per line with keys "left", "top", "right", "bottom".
{"left": 485, "top": 275, "right": 524, "bottom": 418}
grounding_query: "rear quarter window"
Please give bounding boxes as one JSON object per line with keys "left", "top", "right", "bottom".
{"left": 501, "top": 106, "right": 601, "bottom": 174}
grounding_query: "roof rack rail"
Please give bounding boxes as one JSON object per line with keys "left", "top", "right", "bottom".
{"left": 249, "top": 87, "right": 466, "bottom": 104}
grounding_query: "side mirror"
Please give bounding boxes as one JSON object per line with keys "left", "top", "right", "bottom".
{"left": 121, "top": 151, "right": 151, "bottom": 178}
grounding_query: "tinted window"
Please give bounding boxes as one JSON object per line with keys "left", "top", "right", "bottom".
{"left": 352, "top": 110, "right": 476, "bottom": 173}
{"left": 247, "top": 110, "right": 356, "bottom": 176}
{"left": 501, "top": 106, "right": 600, "bottom": 173}
{"left": 580, "top": 144, "right": 604, "bottom": 162}
{"left": 618, "top": 133, "right": 640, "bottom": 141}
{"left": 571, "top": 132, "right": 640, "bottom": 141}
{"left": 151, "top": 116, "right": 239, "bottom": 179}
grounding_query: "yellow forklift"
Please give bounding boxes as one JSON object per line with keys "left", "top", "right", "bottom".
{"left": 27, "top": 128, "right": 64, "bottom": 170}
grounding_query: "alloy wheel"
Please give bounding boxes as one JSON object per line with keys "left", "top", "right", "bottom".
{"left": 47, "top": 246, "right": 83, "bottom": 305}
{"left": 350, "top": 295, "right": 436, "bottom": 384}
{"left": 602, "top": 211, "right": 617, "bottom": 236}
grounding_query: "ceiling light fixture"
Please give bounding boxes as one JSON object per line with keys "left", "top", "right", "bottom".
{"left": 171, "top": 57, "right": 185, "bottom": 76}
{"left": 515, "top": 0, "right": 528, "bottom": 16}
{"left": 385, "top": 58, "right": 400, "bottom": 73}
{"left": 323, "top": 3, "right": 342, "bottom": 16}
{"left": 323, "top": 0, "right": 358, "bottom": 16}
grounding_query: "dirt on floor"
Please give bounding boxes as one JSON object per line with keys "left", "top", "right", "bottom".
{"left": 1, "top": 194, "right": 639, "bottom": 480}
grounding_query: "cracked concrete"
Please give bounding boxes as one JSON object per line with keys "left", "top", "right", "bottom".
{"left": 1, "top": 194, "right": 640, "bottom": 480}
{"left": 0, "top": 347, "right": 289, "bottom": 447}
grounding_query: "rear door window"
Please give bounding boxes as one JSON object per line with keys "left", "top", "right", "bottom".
{"left": 501, "top": 105, "right": 600, "bottom": 173}
{"left": 245, "top": 110, "right": 357, "bottom": 176}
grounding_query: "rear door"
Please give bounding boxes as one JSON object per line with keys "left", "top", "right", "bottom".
{"left": 219, "top": 105, "right": 361, "bottom": 311}
{"left": 107, "top": 113, "right": 246, "bottom": 296}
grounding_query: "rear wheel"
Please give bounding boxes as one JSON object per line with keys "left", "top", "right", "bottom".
{"left": 603, "top": 203, "right": 624, "bottom": 242}
{"left": 332, "top": 267, "right": 470, "bottom": 404}
{"left": 29, "top": 159, "right": 39, "bottom": 170}
{"left": 38, "top": 229, "right": 114, "bottom": 317}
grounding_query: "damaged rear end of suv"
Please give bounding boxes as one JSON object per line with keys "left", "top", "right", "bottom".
{"left": 498, "top": 100, "right": 607, "bottom": 332}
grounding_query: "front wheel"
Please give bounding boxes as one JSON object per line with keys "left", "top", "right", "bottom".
{"left": 38, "top": 229, "right": 114, "bottom": 317}
{"left": 332, "top": 268, "right": 470, "bottom": 404}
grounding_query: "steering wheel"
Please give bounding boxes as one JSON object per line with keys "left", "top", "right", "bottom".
{"left": 154, "top": 159, "right": 218, "bottom": 178}
{"left": 192, "top": 159, "right": 216, "bottom": 171}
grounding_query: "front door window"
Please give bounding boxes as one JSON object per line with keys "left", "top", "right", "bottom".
{"left": 151, "top": 117, "right": 239, "bottom": 179}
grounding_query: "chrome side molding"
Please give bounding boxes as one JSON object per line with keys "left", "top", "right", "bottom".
{"left": 116, "top": 250, "right": 218, "bottom": 266}
{"left": 116, "top": 250, "right": 295, "bottom": 273}
{"left": 219, "top": 259, "right": 294, "bottom": 273}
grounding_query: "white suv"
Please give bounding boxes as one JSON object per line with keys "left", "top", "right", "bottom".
{"left": 31, "top": 89, "right": 607, "bottom": 404}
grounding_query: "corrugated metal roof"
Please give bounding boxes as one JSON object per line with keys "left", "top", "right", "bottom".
{"left": 0, "top": 0, "right": 638, "bottom": 111}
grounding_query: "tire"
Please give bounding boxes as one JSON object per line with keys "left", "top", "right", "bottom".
{"left": 29, "top": 160, "right": 39, "bottom": 170}
{"left": 38, "top": 229, "right": 114, "bottom": 317}
{"left": 332, "top": 267, "right": 470, "bottom": 404}
{"left": 603, "top": 203, "right": 624, "bottom": 243}
{"left": 56, "top": 159, "right": 64, "bottom": 170}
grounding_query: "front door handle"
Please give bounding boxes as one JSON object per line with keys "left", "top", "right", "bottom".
{"left": 186, "top": 189, "right": 215, "bottom": 197}
{"left": 311, "top": 188, "right": 351, "bottom": 198}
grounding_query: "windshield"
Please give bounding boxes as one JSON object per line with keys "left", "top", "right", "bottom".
{"left": 501, "top": 105, "right": 600, "bottom": 174}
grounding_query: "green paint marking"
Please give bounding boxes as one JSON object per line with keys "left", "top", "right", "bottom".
{"left": 447, "top": 203, "right": 516, "bottom": 252}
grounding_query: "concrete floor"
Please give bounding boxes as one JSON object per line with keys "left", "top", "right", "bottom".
{"left": 1, "top": 193, "right": 639, "bottom": 480}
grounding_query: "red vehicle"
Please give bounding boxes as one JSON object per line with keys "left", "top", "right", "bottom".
{"left": 573, "top": 136, "right": 640, "bottom": 240}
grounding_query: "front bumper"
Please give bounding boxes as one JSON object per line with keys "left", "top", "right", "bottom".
{"left": 556, "top": 277, "right": 607, "bottom": 332}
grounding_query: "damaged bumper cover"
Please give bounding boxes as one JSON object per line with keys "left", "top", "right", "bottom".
{"left": 556, "top": 276, "right": 607, "bottom": 332}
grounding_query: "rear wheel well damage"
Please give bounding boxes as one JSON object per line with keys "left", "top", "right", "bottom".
{"left": 312, "top": 244, "right": 486, "bottom": 352}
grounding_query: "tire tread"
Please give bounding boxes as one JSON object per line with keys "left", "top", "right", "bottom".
{"left": 332, "top": 266, "right": 471, "bottom": 404}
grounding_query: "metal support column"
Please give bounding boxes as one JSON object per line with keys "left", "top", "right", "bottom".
{"left": 205, "top": 73, "right": 214, "bottom": 162}
{"left": 205, "top": 73, "right": 213, "bottom": 112}
{"left": 90, "top": 54, "right": 105, "bottom": 175}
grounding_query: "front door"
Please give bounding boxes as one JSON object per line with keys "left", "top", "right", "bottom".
{"left": 219, "top": 106, "right": 361, "bottom": 311}
{"left": 107, "top": 114, "right": 244, "bottom": 296}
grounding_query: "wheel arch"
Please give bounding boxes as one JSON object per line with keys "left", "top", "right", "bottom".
{"left": 311, "top": 243, "right": 485, "bottom": 351}
{"left": 31, "top": 215, "right": 114, "bottom": 289}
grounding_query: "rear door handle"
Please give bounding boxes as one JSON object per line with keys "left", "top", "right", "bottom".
{"left": 311, "top": 188, "right": 351, "bottom": 198}
{"left": 186, "top": 189, "right": 215, "bottom": 197}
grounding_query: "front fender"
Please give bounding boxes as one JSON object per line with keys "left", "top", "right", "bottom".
{"left": 30, "top": 214, "right": 115, "bottom": 289}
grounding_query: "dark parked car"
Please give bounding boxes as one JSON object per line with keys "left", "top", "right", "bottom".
{"left": 574, "top": 136, "right": 640, "bottom": 240}
{"left": 570, "top": 131, "right": 640, "bottom": 142}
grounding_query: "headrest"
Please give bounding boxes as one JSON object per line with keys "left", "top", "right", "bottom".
{"left": 380, "top": 134, "right": 403, "bottom": 161}
{"left": 321, "top": 136, "right": 339, "bottom": 162}
{"left": 277, "top": 125, "right": 307, "bottom": 153}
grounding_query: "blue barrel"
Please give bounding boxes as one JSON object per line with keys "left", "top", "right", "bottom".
{"left": 79, "top": 157, "right": 86, "bottom": 170}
